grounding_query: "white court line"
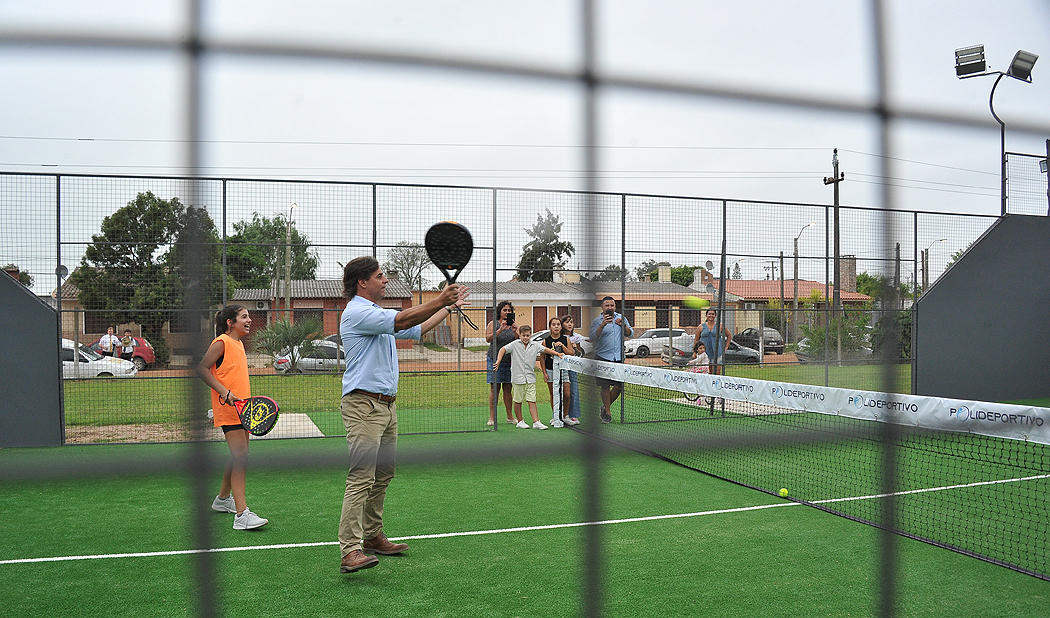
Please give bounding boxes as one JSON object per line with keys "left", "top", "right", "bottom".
{"left": 809, "top": 473, "right": 1050, "bottom": 506}
{"left": 0, "top": 503, "right": 797, "bottom": 566}
{"left": 3, "top": 472, "right": 1046, "bottom": 566}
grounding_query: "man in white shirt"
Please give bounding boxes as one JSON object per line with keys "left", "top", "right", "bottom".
{"left": 98, "top": 327, "right": 121, "bottom": 357}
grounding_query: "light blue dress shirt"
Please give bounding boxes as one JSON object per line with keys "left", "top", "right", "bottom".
{"left": 590, "top": 312, "right": 631, "bottom": 361}
{"left": 340, "top": 295, "right": 421, "bottom": 397}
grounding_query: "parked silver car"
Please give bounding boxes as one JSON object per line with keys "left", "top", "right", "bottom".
{"left": 624, "top": 328, "right": 690, "bottom": 358}
{"left": 274, "top": 340, "right": 345, "bottom": 373}
{"left": 61, "top": 339, "right": 138, "bottom": 379}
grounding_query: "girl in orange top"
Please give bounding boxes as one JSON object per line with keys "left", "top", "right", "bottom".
{"left": 196, "top": 305, "right": 268, "bottom": 530}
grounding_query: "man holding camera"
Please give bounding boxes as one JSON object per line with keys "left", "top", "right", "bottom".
{"left": 589, "top": 296, "right": 633, "bottom": 424}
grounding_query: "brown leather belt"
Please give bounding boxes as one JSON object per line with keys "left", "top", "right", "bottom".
{"left": 352, "top": 389, "right": 396, "bottom": 403}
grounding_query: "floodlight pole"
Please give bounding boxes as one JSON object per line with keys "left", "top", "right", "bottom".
{"left": 956, "top": 46, "right": 1039, "bottom": 216}
{"left": 792, "top": 222, "right": 814, "bottom": 343}
{"left": 988, "top": 74, "right": 1007, "bottom": 216}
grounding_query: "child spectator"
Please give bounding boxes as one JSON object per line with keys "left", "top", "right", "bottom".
{"left": 542, "top": 316, "right": 573, "bottom": 427}
{"left": 689, "top": 340, "right": 711, "bottom": 373}
{"left": 493, "top": 325, "right": 563, "bottom": 430}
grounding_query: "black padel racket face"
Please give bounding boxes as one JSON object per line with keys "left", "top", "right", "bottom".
{"left": 234, "top": 396, "right": 280, "bottom": 436}
{"left": 424, "top": 221, "right": 474, "bottom": 284}
{"left": 424, "top": 221, "right": 477, "bottom": 329}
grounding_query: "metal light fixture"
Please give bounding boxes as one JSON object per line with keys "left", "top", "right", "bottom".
{"left": 955, "top": 45, "right": 1039, "bottom": 216}
{"left": 955, "top": 45, "right": 986, "bottom": 77}
{"left": 1007, "top": 50, "right": 1039, "bottom": 82}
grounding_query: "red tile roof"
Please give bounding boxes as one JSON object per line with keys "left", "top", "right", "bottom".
{"left": 714, "top": 279, "right": 870, "bottom": 302}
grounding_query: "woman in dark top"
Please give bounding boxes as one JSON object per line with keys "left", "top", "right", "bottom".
{"left": 486, "top": 300, "right": 519, "bottom": 425}
{"left": 542, "top": 316, "right": 573, "bottom": 425}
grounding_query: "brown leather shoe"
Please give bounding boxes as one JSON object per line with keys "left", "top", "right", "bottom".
{"left": 340, "top": 549, "right": 379, "bottom": 573}
{"left": 362, "top": 532, "right": 409, "bottom": 555}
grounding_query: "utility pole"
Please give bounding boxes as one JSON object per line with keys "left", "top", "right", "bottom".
{"left": 823, "top": 149, "right": 845, "bottom": 363}
{"left": 779, "top": 251, "right": 785, "bottom": 338}
{"left": 284, "top": 202, "right": 297, "bottom": 322}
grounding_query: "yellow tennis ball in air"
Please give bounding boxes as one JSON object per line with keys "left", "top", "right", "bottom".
{"left": 683, "top": 295, "right": 710, "bottom": 309}
{"left": 779, "top": 488, "right": 789, "bottom": 498}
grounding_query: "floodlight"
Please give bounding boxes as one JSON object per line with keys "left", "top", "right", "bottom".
{"left": 1040, "top": 159, "right": 1048, "bottom": 174}
{"left": 1007, "top": 50, "right": 1038, "bottom": 81}
{"left": 955, "top": 45, "right": 987, "bottom": 77}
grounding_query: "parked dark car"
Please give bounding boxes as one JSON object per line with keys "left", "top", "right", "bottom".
{"left": 660, "top": 336, "right": 761, "bottom": 366}
{"left": 733, "top": 327, "right": 785, "bottom": 354}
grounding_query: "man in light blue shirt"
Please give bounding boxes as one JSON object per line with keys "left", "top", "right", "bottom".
{"left": 589, "top": 296, "right": 633, "bottom": 424}
{"left": 337, "top": 255, "right": 468, "bottom": 574}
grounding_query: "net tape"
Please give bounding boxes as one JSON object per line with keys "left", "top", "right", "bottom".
{"left": 554, "top": 357, "right": 1050, "bottom": 446}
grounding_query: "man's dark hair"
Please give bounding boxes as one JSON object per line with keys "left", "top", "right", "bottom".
{"left": 343, "top": 256, "right": 380, "bottom": 299}
{"left": 602, "top": 296, "right": 615, "bottom": 303}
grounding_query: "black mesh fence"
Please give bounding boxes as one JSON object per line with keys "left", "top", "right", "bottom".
{"left": 0, "top": 171, "right": 1004, "bottom": 441}
{"left": 1007, "top": 150, "right": 1050, "bottom": 216}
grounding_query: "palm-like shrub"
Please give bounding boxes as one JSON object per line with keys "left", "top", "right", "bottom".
{"left": 252, "top": 318, "right": 322, "bottom": 374}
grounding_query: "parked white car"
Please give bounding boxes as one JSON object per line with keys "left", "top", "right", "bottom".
{"left": 274, "top": 340, "right": 345, "bottom": 373}
{"left": 624, "top": 328, "right": 690, "bottom": 358}
{"left": 61, "top": 339, "right": 138, "bottom": 379}
{"left": 530, "top": 330, "right": 594, "bottom": 356}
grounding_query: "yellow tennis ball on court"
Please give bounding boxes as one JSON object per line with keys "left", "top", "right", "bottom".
{"left": 779, "top": 488, "right": 789, "bottom": 498}
{"left": 683, "top": 295, "right": 710, "bottom": 309}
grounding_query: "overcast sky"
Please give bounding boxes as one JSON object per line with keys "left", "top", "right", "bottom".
{"left": 2, "top": 1, "right": 1049, "bottom": 291}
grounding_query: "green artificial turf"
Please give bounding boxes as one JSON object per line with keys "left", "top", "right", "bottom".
{"left": 1, "top": 431, "right": 1047, "bottom": 618}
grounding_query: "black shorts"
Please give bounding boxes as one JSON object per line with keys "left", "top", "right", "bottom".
{"left": 221, "top": 424, "right": 245, "bottom": 434}
{"left": 594, "top": 356, "right": 623, "bottom": 388}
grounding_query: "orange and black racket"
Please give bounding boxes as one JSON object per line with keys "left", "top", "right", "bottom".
{"left": 424, "top": 221, "right": 477, "bottom": 329}
{"left": 233, "top": 396, "right": 280, "bottom": 436}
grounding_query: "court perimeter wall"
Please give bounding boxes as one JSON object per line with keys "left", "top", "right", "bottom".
{"left": 915, "top": 214, "right": 1050, "bottom": 402}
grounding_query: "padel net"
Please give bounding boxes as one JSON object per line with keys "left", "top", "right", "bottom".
{"left": 553, "top": 357, "right": 1050, "bottom": 580}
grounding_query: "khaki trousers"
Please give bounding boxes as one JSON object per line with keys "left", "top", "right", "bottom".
{"left": 338, "top": 392, "right": 397, "bottom": 556}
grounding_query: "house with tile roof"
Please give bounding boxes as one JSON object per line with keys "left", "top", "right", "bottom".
{"left": 231, "top": 277, "right": 416, "bottom": 348}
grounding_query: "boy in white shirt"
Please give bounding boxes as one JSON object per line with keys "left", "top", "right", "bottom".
{"left": 493, "top": 325, "right": 564, "bottom": 429}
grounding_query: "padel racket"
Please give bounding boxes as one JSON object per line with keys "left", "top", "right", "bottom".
{"left": 233, "top": 396, "right": 280, "bottom": 436}
{"left": 424, "top": 221, "right": 478, "bottom": 330}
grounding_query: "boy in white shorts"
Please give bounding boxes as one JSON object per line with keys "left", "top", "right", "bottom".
{"left": 493, "top": 325, "right": 564, "bottom": 429}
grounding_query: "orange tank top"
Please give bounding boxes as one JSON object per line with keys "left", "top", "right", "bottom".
{"left": 210, "top": 334, "right": 251, "bottom": 427}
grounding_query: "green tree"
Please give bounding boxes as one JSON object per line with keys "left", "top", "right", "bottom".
{"left": 226, "top": 213, "right": 318, "bottom": 290}
{"left": 799, "top": 306, "right": 872, "bottom": 357}
{"left": 670, "top": 265, "right": 705, "bottom": 287}
{"left": 70, "top": 191, "right": 223, "bottom": 365}
{"left": 871, "top": 310, "right": 911, "bottom": 360}
{"left": 383, "top": 242, "right": 432, "bottom": 299}
{"left": 856, "top": 272, "right": 913, "bottom": 301}
{"left": 2, "top": 264, "right": 33, "bottom": 287}
{"left": 732, "top": 263, "right": 742, "bottom": 279}
{"left": 634, "top": 259, "right": 660, "bottom": 281}
{"left": 252, "top": 318, "right": 323, "bottom": 373}
{"left": 515, "top": 209, "right": 575, "bottom": 282}
{"left": 591, "top": 264, "right": 627, "bottom": 282}
{"left": 634, "top": 261, "right": 706, "bottom": 285}
{"left": 944, "top": 242, "right": 974, "bottom": 271}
